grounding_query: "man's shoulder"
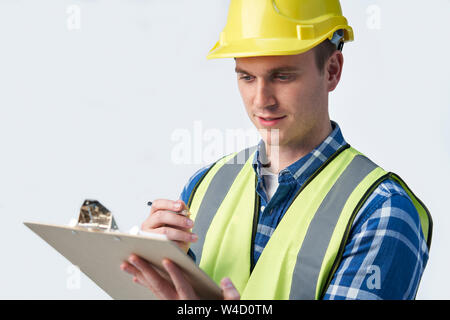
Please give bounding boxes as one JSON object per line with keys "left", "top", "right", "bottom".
{"left": 371, "top": 178, "right": 411, "bottom": 199}
{"left": 178, "top": 152, "right": 234, "bottom": 204}
{"left": 351, "top": 177, "right": 425, "bottom": 239}
{"left": 179, "top": 162, "right": 214, "bottom": 205}
{"left": 326, "top": 177, "right": 430, "bottom": 300}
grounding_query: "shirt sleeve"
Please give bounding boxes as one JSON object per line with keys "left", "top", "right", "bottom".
{"left": 323, "top": 179, "right": 429, "bottom": 300}
{"left": 179, "top": 164, "right": 214, "bottom": 207}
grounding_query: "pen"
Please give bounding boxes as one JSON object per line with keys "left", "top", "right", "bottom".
{"left": 147, "top": 200, "right": 189, "bottom": 216}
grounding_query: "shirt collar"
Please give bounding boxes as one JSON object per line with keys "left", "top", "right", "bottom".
{"left": 252, "top": 120, "right": 348, "bottom": 186}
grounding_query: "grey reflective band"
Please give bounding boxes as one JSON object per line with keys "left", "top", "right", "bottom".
{"left": 190, "top": 146, "right": 257, "bottom": 265}
{"left": 290, "top": 155, "right": 378, "bottom": 300}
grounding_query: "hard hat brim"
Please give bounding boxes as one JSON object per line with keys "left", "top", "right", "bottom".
{"left": 207, "top": 38, "right": 318, "bottom": 60}
{"left": 207, "top": 26, "right": 354, "bottom": 60}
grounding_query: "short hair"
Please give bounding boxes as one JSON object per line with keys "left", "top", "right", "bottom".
{"left": 313, "top": 39, "right": 339, "bottom": 74}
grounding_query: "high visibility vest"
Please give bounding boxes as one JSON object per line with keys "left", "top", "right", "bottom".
{"left": 187, "top": 145, "right": 432, "bottom": 300}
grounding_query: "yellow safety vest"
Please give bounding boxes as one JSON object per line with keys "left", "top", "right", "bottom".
{"left": 188, "top": 145, "right": 432, "bottom": 299}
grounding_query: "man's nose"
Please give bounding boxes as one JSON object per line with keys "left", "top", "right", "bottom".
{"left": 254, "top": 79, "right": 276, "bottom": 109}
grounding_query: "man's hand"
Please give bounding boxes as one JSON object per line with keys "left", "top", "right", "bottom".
{"left": 120, "top": 254, "right": 240, "bottom": 300}
{"left": 141, "top": 199, "right": 197, "bottom": 253}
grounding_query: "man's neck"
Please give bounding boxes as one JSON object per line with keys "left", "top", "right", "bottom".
{"left": 263, "top": 121, "right": 333, "bottom": 174}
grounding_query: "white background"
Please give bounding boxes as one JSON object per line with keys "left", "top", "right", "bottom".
{"left": 0, "top": 0, "right": 448, "bottom": 299}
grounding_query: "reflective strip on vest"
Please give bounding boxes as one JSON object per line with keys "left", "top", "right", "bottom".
{"left": 190, "top": 145, "right": 257, "bottom": 265}
{"left": 290, "top": 155, "right": 377, "bottom": 299}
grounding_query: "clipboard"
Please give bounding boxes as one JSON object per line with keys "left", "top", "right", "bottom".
{"left": 23, "top": 201, "right": 222, "bottom": 300}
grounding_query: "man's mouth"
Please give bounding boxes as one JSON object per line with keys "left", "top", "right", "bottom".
{"left": 256, "top": 115, "right": 286, "bottom": 126}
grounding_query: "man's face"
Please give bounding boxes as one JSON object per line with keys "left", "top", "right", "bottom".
{"left": 235, "top": 49, "right": 331, "bottom": 148}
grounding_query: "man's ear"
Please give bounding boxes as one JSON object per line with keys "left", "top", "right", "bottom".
{"left": 326, "top": 51, "right": 344, "bottom": 92}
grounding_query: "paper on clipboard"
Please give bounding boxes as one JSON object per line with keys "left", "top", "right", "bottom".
{"left": 24, "top": 203, "right": 222, "bottom": 300}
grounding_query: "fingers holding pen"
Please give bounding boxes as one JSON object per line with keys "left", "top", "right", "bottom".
{"left": 142, "top": 199, "right": 192, "bottom": 231}
{"left": 142, "top": 199, "right": 196, "bottom": 252}
{"left": 141, "top": 210, "right": 197, "bottom": 243}
{"left": 149, "top": 199, "right": 189, "bottom": 216}
{"left": 148, "top": 210, "right": 194, "bottom": 230}
{"left": 153, "top": 226, "right": 198, "bottom": 243}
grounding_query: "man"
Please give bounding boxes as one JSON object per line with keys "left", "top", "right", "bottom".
{"left": 121, "top": 0, "right": 432, "bottom": 300}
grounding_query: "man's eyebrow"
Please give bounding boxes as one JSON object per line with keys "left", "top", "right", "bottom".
{"left": 234, "top": 65, "right": 300, "bottom": 74}
{"left": 235, "top": 67, "right": 251, "bottom": 74}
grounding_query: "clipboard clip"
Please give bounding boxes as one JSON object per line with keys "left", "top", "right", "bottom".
{"left": 77, "top": 199, "right": 119, "bottom": 231}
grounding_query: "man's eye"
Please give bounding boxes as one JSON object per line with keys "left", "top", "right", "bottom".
{"left": 239, "top": 75, "right": 253, "bottom": 81}
{"left": 275, "top": 74, "right": 293, "bottom": 81}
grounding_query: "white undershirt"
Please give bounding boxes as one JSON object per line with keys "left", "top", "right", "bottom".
{"left": 262, "top": 169, "right": 279, "bottom": 202}
{"left": 258, "top": 142, "right": 279, "bottom": 202}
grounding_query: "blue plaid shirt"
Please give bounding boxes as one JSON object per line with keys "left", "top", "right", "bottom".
{"left": 180, "top": 121, "right": 429, "bottom": 300}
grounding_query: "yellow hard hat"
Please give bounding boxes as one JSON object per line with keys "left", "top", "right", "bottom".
{"left": 207, "top": 0, "right": 354, "bottom": 59}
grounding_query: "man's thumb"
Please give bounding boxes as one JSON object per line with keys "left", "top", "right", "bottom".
{"left": 221, "top": 277, "right": 240, "bottom": 300}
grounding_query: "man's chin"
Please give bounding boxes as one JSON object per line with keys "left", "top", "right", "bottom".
{"left": 258, "top": 127, "right": 284, "bottom": 146}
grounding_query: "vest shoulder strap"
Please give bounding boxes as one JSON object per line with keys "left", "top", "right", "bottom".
{"left": 189, "top": 145, "right": 257, "bottom": 264}
{"left": 290, "top": 153, "right": 379, "bottom": 299}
